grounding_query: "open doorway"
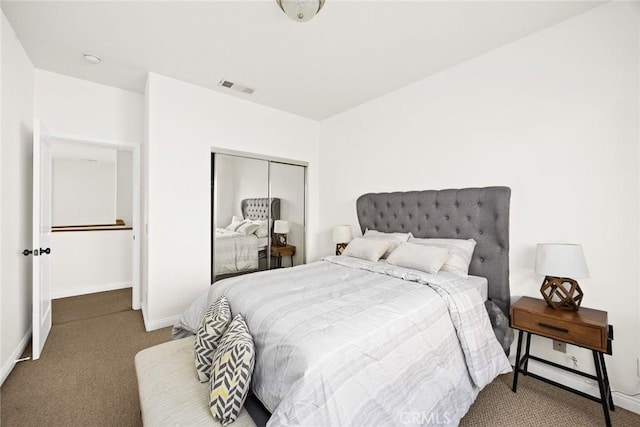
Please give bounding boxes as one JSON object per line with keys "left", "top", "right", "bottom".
{"left": 48, "top": 138, "right": 140, "bottom": 308}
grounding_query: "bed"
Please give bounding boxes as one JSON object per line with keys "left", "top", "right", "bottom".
{"left": 179, "top": 187, "right": 513, "bottom": 426}
{"left": 214, "top": 198, "right": 280, "bottom": 276}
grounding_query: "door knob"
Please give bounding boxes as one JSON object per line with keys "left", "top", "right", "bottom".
{"left": 22, "top": 248, "right": 50, "bottom": 256}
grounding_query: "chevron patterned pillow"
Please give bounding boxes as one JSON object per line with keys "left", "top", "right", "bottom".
{"left": 194, "top": 297, "right": 232, "bottom": 382}
{"left": 209, "top": 314, "right": 255, "bottom": 426}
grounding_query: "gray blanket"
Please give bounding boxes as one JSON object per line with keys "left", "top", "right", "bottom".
{"left": 485, "top": 299, "right": 514, "bottom": 355}
{"left": 173, "top": 258, "right": 511, "bottom": 426}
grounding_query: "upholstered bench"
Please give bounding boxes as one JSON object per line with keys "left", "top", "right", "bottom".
{"left": 135, "top": 337, "right": 257, "bottom": 427}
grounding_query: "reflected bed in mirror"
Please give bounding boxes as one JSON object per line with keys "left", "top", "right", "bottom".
{"left": 213, "top": 198, "right": 280, "bottom": 281}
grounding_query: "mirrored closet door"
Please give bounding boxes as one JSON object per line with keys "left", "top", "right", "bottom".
{"left": 270, "top": 162, "right": 305, "bottom": 268}
{"left": 211, "top": 151, "right": 306, "bottom": 283}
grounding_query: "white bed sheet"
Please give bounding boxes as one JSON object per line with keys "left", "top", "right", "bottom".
{"left": 257, "top": 236, "right": 268, "bottom": 250}
{"left": 467, "top": 274, "right": 488, "bottom": 301}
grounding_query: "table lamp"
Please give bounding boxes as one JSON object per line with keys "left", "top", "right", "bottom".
{"left": 273, "top": 220, "right": 289, "bottom": 246}
{"left": 535, "top": 243, "right": 589, "bottom": 311}
{"left": 332, "top": 225, "right": 353, "bottom": 255}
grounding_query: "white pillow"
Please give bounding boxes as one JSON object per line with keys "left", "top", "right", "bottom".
{"left": 342, "top": 237, "right": 391, "bottom": 262}
{"left": 363, "top": 229, "right": 413, "bottom": 258}
{"left": 386, "top": 242, "right": 450, "bottom": 274}
{"left": 236, "top": 221, "right": 260, "bottom": 235}
{"left": 408, "top": 238, "right": 477, "bottom": 277}
{"left": 225, "top": 220, "right": 243, "bottom": 232}
{"left": 252, "top": 220, "right": 270, "bottom": 239}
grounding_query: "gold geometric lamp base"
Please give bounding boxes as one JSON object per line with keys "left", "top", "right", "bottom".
{"left": 332, "top": 225, "right": 353, "bottom": 256}
{"left": 335, "top": 243, "right": 348, "bottom": 256}
{"left": 540, "top": 276, "right": 583, "bottom": 311}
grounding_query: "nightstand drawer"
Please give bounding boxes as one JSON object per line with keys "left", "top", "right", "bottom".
{"left": 512, "top": 310, "right": 604, "bottom": 351}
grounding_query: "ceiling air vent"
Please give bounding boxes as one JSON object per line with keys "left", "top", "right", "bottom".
{"left": 218, "top": 79, "right": 254, "bottom": 95}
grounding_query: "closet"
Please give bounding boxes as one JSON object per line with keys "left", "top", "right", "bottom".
{"left": 211, "top": 151, "right": 307, "bottom": 282}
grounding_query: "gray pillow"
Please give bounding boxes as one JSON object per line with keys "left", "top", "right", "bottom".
{"left": 194, "top": 297, "right": 231, "bottom": 382}
{"left": 209, "top": 314, "right": 255, "bottom": 426}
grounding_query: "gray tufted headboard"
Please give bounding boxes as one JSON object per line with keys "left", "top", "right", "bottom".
{"left": 356, "top": 187, "right": 511, "bottom": 316}
{"left": 241, "top": 198, "right": 281, "bottom": 222}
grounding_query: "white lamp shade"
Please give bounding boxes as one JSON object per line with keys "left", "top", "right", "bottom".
{"left": 535, "top": 243, "right": 589, "bottom": 279}
{"left": 273, "top": 220, "right": 289, "bottom": 234}
{"left": 332, "top": 225, "right": 353, "bottom": 243}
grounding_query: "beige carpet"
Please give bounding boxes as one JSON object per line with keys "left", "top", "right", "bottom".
{"left": 1, "top": 289, "right": 639, "bottom": 426}
{"left": 1, "top": 290, "right": 171, "bottom": 427}
{"left": 460, "top": 373, "right": 639, "bottom": 426}
{"left": 52, "top": 287, "right": 133, "bottom": 325}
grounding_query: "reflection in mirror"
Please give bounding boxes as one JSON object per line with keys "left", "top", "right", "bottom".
{"left": 269, "top": 162, "right": 305, "bottom": 268}
{"left": 212, "top": 154, "right": 270, "bottom": 282}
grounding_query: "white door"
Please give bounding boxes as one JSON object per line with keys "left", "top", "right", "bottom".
{"left": 32, "top": 120, "right": 53, "bottom": 360}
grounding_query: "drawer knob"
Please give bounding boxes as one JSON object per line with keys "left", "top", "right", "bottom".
{"left": 538, "top": 322, "right": 569, "bottom": 333}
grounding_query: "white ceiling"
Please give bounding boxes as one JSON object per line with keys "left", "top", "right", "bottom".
{"left": 2, "top": 0, "right": 603, "bottom": 120}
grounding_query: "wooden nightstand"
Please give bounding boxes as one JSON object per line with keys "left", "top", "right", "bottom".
{"left": 511, "top": 296, "right": 614, "bottom": 427}
{"left": 270, "top": 245, "right": 296, "bottom": 268}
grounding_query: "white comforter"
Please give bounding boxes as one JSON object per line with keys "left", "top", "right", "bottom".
{"left": 214, "top": 228, "right": 259, "bottom": 275}
{"left": 175, "top": 256, "right": 511, "bottom": 426}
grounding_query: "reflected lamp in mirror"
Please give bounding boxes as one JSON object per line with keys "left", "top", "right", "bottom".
{"left": 332, "top": 225, "right": 353, "bottom": 256}
{"left": 273, "top": 220, "right": 290, "bottom": 246}
{"left": 535, "top": 243, "right": 589, "bottom": 311}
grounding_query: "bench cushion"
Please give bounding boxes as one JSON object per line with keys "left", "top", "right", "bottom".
{"left": 135, "top": 337, "right": 256, "bottom": 427}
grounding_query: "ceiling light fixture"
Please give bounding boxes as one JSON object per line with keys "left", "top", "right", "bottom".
{"left": 82, "top": 54, "right": 101, "bottom": 64}
{"left": 277, "top": 0, "right": 325, "bottom": 22}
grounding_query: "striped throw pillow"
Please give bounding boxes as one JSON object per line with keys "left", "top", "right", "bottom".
{"left": 194, "top": 297, "right": 231, "bottom": 382}
{"left": 409, "top": 238, "right": 477, "bottom": 277}
{"left": 209, "top": 315, "right": 255, "bottom": 426}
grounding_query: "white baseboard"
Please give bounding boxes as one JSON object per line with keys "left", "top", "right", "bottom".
{"left": 51, "top": 282, "right": 131, "bottom": 299}
{"left": 141, "top": 305, "right": 180, "bottom": 332}
{"left": 516, "top": 359, "right": 640, "bottom": 414}
{"left": 0, "top": 327, "right": 32, "bottom": 386}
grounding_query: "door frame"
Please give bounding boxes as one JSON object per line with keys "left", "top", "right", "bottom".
{"left": 49, "top": 133, "right": 142, "bottom": 310}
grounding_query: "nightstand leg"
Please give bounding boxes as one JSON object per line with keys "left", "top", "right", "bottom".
{"left": 593, "top": 351, "right": 612, "bottom": 427}
{"left": 599, "top": 352, "right": 615, "bottom": 411}
{"left": 523, "top": 332, "right": 532, "bottom": 374}
{"left": 512, "top": 330, "right": 524, "bottom": 392}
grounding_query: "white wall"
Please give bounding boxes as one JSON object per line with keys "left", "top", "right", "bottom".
{"left": 34, "top": 70, "right": 143, "bottom": 143}
{"left": 320, "top": 2, "right": 639, "bottom": 405}
{"left": 50, "top": 230, "right": 132, "bottom": 299}
{"left": 52, "top": 158, "right": 116, "bottom": 225}
{"left": 213, "top": 154, "right": 240, "bottom": 229}
{"left": 0, "top": 12, "right": 34, "bottom": 385}
{"left": 144, "top": 73, "right": 320, "bottom": 329}
{"left": 116, "top": 150, "right": 133, "bottom": 225}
